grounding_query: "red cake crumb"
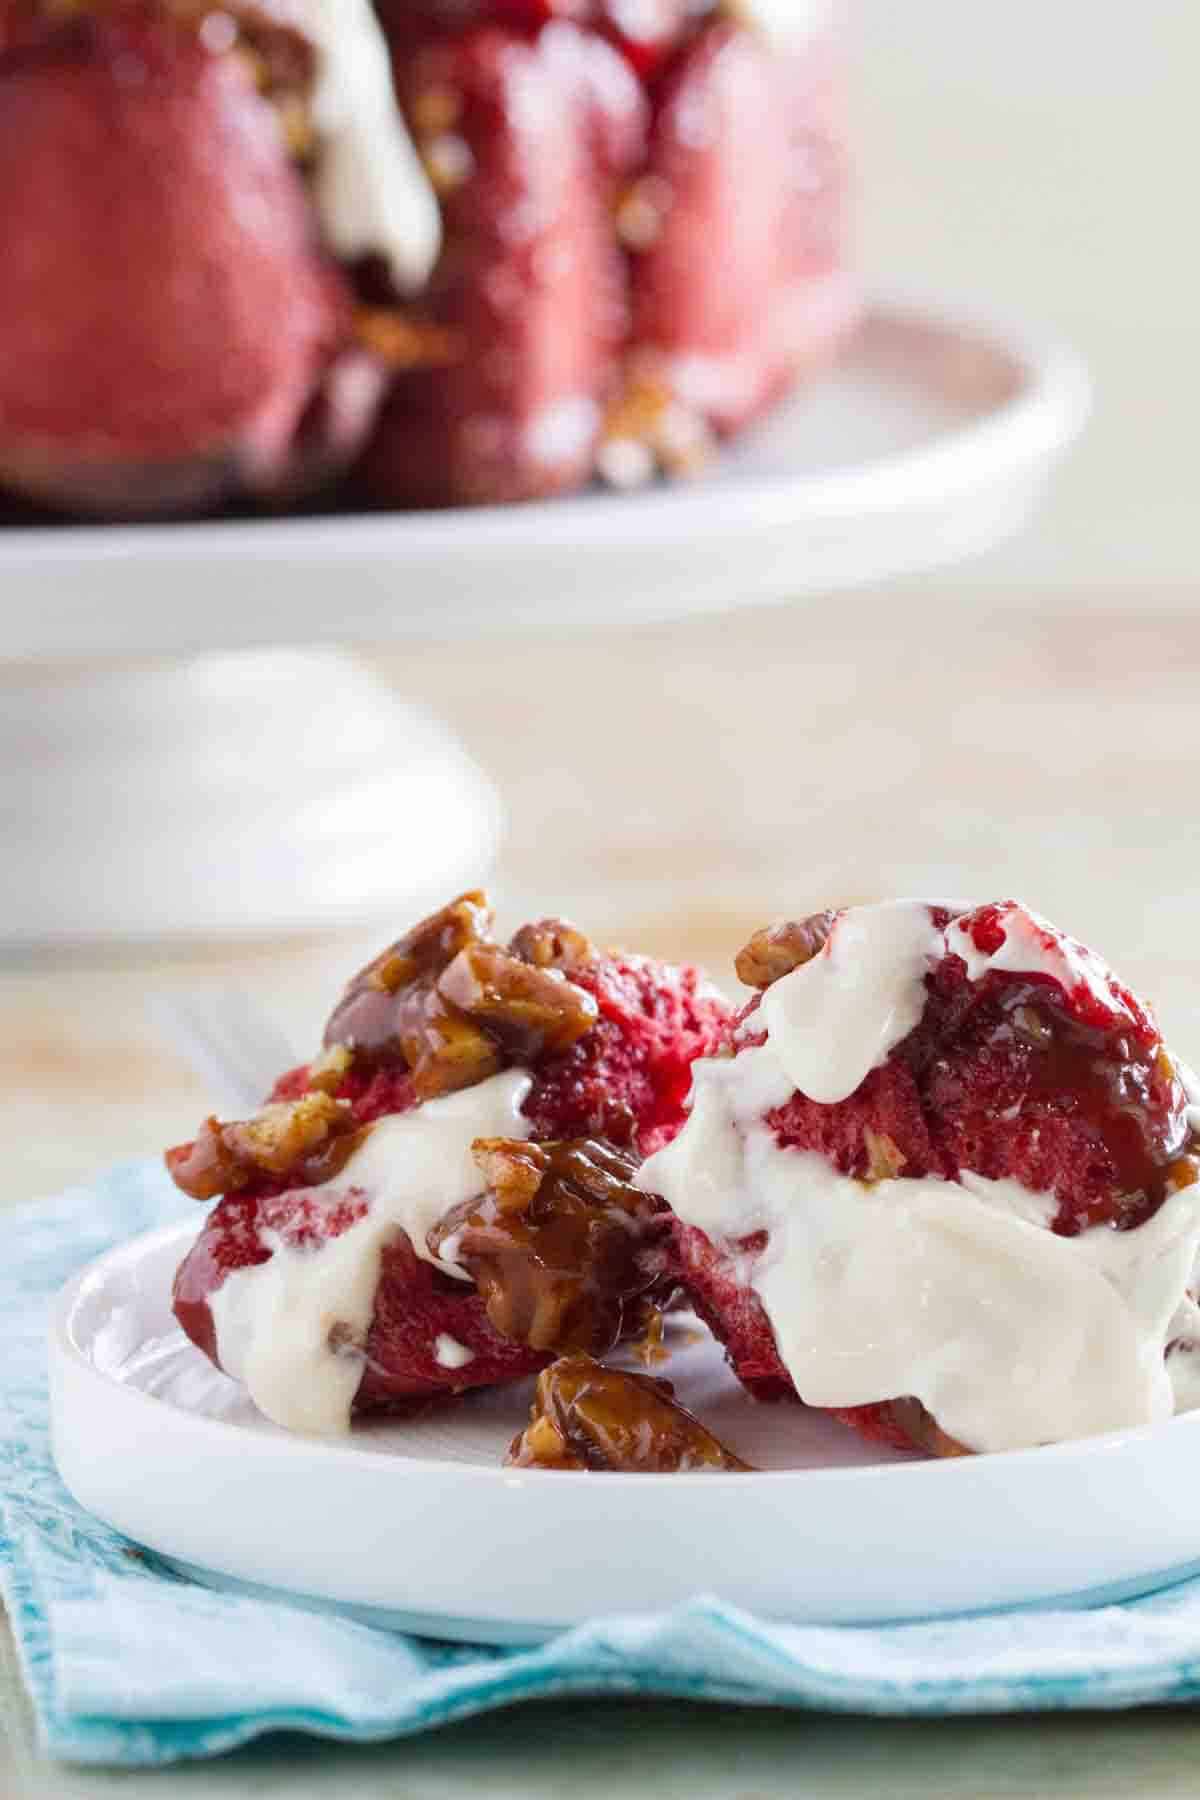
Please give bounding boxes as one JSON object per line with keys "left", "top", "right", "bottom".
{"left": 169, "top": 895, "right": 729, "bottom": 1412}
{"left": 669, "top": 901, "right": 1200, "bottom": 1451}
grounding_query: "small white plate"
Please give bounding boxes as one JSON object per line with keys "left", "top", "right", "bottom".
{"left": 3, "top": 291, "right": 1089, "bottom": 659}
{"left": 50, "top": 1222, "right": 1200, "bottom": 1645}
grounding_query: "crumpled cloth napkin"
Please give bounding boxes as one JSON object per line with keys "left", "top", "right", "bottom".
{"left": 5, "top": 1162, "right": 1200, "bottom": 1766}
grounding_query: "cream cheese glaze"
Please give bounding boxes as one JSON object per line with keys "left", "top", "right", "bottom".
{"left": 209, "top": 1070, "right": 531, "bottom": 1435}
{"left": 298, "top": 0, "right": 442, "bottom": 293}
{"left": 944, "top": 902, "right": 1138, "bottom": 1024}
{"left": 759, "top": 900, "right": 944, "bottom": 1105}
{"left": 640, "top": 901, "right": 1200, "bottom": 1452}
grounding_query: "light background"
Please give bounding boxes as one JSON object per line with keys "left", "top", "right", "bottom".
{"left": 859, "top": 0, "right": 1194, "bottom": 591}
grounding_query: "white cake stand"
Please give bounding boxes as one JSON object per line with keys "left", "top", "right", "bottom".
{"left": 1, "top": 292, "right": 1089, "bottom": 944}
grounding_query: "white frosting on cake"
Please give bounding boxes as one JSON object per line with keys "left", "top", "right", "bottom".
{"left": 944, "top": 902, "right": 1135, "bottom": 1023}
{"left": 210, "top": 1070, "right": 531, "bottom": 1436}
{"left": 298, "top": 0, "right": 441, "bottom": 293}
{"left": 759, "top": 900, "right": 944, "bottom": 1105}
{"left": 640, "top": 901, "right": 1200, "bottom": 1453}
{"left": 434, "top": 1333, "right": 476, "bottom": 1370}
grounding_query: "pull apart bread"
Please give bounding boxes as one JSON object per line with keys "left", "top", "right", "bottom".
{"left": 166, "top": 894, "right": 1200, "bottom": 1468}
{"left": 0, "top": 0, "right": 851, "bottom": 516}
{"left": 643, "top": 901, "right": 1200, "bottom": 1457}
{"left": 166, "top": 894, "right": 730, "bottom": 1433}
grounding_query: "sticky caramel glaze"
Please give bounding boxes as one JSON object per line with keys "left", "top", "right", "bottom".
{"left": 322, "top": 891, "right": 598, "bottom": 1099}
{"left": 429, "top": 1139, "right": 670, "bottom": 1356}
{"left": 507, "top": 1355, "right": 751, "bottom": 1472}
{"left": 915, "top": 971, "right": 1200, "bottom": 1235}
{"left": 165, "top": 1093, "right": 365, "bottom": 1202}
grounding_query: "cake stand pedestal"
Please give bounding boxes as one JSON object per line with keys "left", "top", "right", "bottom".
{"left": 1, "top": 650, "right": 500, "bottom": 944}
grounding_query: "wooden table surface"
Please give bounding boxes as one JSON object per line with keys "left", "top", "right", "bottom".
{"left": 5, "top": 589, "right": 1200, "bottom": 1793}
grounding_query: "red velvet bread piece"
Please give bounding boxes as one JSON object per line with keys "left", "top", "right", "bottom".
{"left": 669, "top": 902, "right": 1199, "bottom": 1450}
{"left": 0, "top": 12, "right": 351, "bottom": 517}
{"left": 169, "top": 899, "right": 730, "bottom": 1412}
{"left": 360, "top": 19, "right": 645, "bottom": 505}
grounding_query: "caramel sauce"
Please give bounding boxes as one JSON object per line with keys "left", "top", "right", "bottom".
{"left": 429, "top": 1138, "right": 668, "bottom": 1356}
{"left": 323, "top": 892, "right": 598, "bottom": 1100}
{"left": 166, "top": 1095, "right": 364, "bottom": 1202}
{"left": 507, "top": 1356, "right": 751, "bottom": 1473}
{"left": 980, "top": 980, "right": 1196, "bottom": 1231}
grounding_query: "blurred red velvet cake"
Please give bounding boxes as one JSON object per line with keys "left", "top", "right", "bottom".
{"left": 166, "top": 892, "right": 730, "bottom": 1432}
{"left": 640, "top": 900, "right": 1200, "bottom": 1457}
{"left": 0, "top": 0, "right": 852, "bottom": 516}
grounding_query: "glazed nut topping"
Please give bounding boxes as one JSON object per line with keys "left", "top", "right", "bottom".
{"left": 366, "top": 891, "right": 494, "bottom": 996}
{"left": 508, "top": 917, "right": 595, "bottom": 976}
{"left": 322, "top": 893, "right": 599, "bottom": 1099}
{"left": 354, "top": 308, "right": 460, "bottom": 372}
{"left": 166, "top": 1092, "right": 360, "bottom": 1202}
{"left": 596, "top": 371, "right": 714, "bottom": 491}
{"left": 734, "top": 911, "right": 839, "bottom": 990}
{"left": 506, "top": 1355, "right": 751, "bottom": 1474}
{"left": 305, "top": 1043, "right": 354, "bottom": 1096}
{"left": 429, "top": 1138, "right": 668, "bottom": 1356}
{"left": 437, "top": 943, "right": 599, "bottom": 1061}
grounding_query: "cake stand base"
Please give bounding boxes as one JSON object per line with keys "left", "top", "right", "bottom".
{"left": 1, "top": 649, "right": 501, "bottom": 945}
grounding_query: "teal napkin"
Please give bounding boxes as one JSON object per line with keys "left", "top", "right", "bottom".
{"left": 5, "top": 1161, "right": 1200, "bottom": 1767}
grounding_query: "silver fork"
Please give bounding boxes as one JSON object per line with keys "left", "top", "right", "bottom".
{"left": 148, "top": 988, "right": 300, "bottom": 1114}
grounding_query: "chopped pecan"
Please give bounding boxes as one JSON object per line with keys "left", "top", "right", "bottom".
{"left": 322, "top": 893, "right": 598, "bottom": 1100}
{"left": 362, "top": 891, "right": 494, "bottom": 997}
{"left": 354, "top": 309, "right": 460, "bottom": 372}
{"left": 429, "top": 1138, "right": 668, "bottom": 1356}
{"left": 506, "top": 1356, "right": 751, "bottom": 1473}
{"left": 862, "top": 1129, "right": 907, "bottom": 1184}
{"left": 734, "top": 911, "right": 839, "bottom": 990}
{"left": 166, "top": 1092, "right": 361, "bottom": 1202}
{"left": 595, "top": 370, "right": 714, "bottom": 490}
{"left": 508, "top": 917, "right": 595, "bottom": 976}
{"left": 305, "top": 1043, "right": 354, "bottom": 1096}
{"left": 437, "top": 943, "right": 598, "bottom": 1061}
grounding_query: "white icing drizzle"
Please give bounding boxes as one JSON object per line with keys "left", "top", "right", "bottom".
{"left": 945, "top": 901, "right": 1136, "bottom": 1024}
{"left": 298, "top": 0, "right": 442, "bottom": 293}
{"left": 640, "top": 1043, "right": 1200, "bottom": 1452}
{"left": 759, "top": 900, "right": 944, "bottom": 1105}
{"left": 210, "top": 1070, "right": 531, "bottom": 1436}
{"left": 641, "top": 900, "right": 1200, "bottom": 1452}
{"left": 434, "top": 1334, "right": 476, "bottom": 1370}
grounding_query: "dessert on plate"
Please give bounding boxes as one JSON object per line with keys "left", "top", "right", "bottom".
{"left": 166, "top": 892, "right": 730, "bottom": 1432}
{"left": 0, "top": 0, "right": 852, "bottom": 518}
{"left": 643, "top": 900, "right": 1200, "bottom": 1457}
{"left": 164, "top": 893, "right": 1200, "bottom": 1470}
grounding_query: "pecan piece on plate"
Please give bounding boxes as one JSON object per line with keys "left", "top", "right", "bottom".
{"left": 506, "top": 1355, "right": 751, "bottom": 1473}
